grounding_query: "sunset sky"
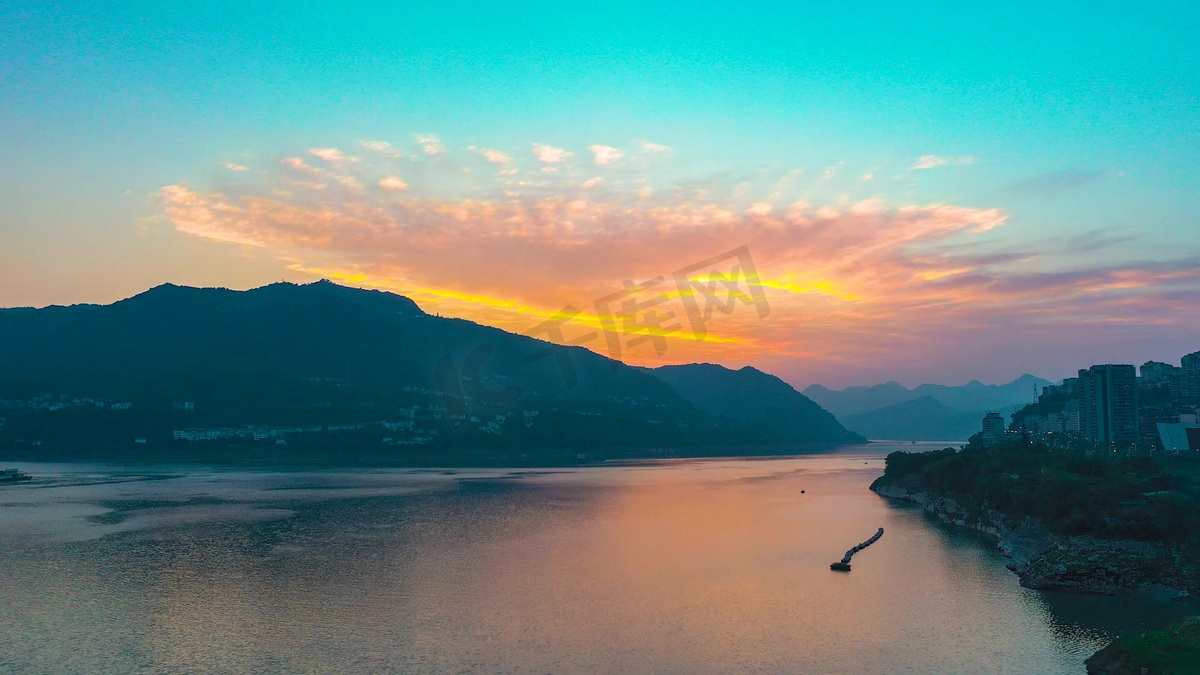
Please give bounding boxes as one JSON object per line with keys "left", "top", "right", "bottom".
{"left": 3, "top": 1, "right": 1199, "bottom": 388}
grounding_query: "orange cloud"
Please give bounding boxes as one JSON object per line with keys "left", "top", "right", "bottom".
{"left": 160, "top": 140, "right": 1200, "bottom": 385}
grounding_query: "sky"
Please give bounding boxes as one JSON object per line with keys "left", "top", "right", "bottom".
{"left": 2, "top": 1, "right": 1199, "bottom": 389}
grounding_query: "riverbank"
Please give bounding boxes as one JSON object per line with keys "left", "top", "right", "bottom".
{"left": 871, "top": 477, "right": 1199, "bottom": 599}
{"left": 0, "top": 439, "right": 859, "bottom": 469}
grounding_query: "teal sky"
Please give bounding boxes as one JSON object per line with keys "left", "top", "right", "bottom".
{"left": 3, "top": 1, "right": 1199, "bottom": 386}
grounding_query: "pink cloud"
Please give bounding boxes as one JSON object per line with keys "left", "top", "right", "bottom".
{"left": 360, "top": 140, "right": 404, "bottom": 158}
{"left": 910, "top": 155, "right": 976, "bottom": 170}
{"left": 415, "top": 134, "right": 445, "bottom": 156}
{"left": 307, "top": 147, "right": 357, "bottom": 165}
{"left": 281, "top": 157, "right": 321, "bottom": 174}
{"left": 378, "top": 176, "right": 409, "bottom": 191}
{"left": 467, "top": 145, "right": 512, "bottom": 166}
{"left": 533, "top": 144, "right": 573, "bottom": 164}
{"left": 309, "top": 148, "right": 359, "bottom": 165}
{"left": 590, "top": 145, "right": 624, "bottom": 166}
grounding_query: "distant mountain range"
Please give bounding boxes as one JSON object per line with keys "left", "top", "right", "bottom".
{"left": 649, "top": 364, "right": 855, "bottom": 445}
{"left": 0, "top": 281, "right": 863, "bottom": 464}
{"left": 840, "top": 397, "right": 1024, "bottom": 442}
{"left": 804, "top": 375, "right": 1049, "bottom": 441}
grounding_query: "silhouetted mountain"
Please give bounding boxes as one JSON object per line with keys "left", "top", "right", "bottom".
{"left": 801, "top": 381, "right": 916, "bottom": 418}
{"left": 647, "top": 364, "right": 866, "bottom": 445}
{"left": 839, "top": 396, "right": 994, "bottom": 442}
{"left": 910, "top": 374, "right": 1048, "bottom": 412}
{"left": 0, "top": 281, "right": 641, "bottom": 399}
{"left": 803, "top": 374, "right": 1048, "bottom": 418}
{"left": 0, "top": 281, "right": 861, "bottom": 463}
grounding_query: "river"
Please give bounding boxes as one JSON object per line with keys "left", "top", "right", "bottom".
{"left": 0, "top": 442, "right": 1190, "bottom": 673}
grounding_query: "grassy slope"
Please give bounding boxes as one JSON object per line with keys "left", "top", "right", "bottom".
{"left": 1088, "top": 616, "right": 1200, "bottom": 674}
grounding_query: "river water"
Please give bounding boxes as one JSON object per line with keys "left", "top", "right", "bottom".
{"left": 0, "top": 442, "right": 1191, "bottom": 673}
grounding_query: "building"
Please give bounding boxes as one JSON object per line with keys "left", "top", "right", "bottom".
{"left": 1183, "top": 350, "right": 1200, "bottom": 398}
{"left": 173, "top": 428, "right": 248, "bottom": 442}
{"left": 1061, "top": 376, "right": 1080, "bottom": 397}
{"left": 1079, "top": 364, "right": 1138, "bottom": 446}
{"left": 980, "top": 412, "right": 1007, "bottom": 445}
{"left": 1139, "top": 408, "right": 1180, "bottom": 442}
{"left": 1040, "top": 376, "right": 1081, "bottom": 401}
{"left": 1156, "top": 422, "right": 1200, "bottom": 452}
{"left": 1062, "top": 398, "right": 1082, "bottom": 432}
{"left": 1140, "top": 361, "right": 1186, "bottom": 398}
{"left": 1022, "top": 414, "right": 1048, "bottom": 434}
{"left": 1141, "top": 361, "right": 1178, "bottom": 386}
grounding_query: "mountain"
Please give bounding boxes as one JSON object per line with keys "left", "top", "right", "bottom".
{"left": 802, "top": 375, "right": 1049, "bottom": 419}
{"left": 0, "top": 281, "right": 651, "bottom": 402}
{"left": 647, "top": 364, "right": 866, "bottom": 445}
{"left": 910, "top": 375, "right": 1049, "bottom": 412}
{"left": 0, "top": 281, "right": 862, "bottom": 463}
{"left": 804, "top": 374, "right": 1049, "bottom": 442}
{"left": 839, "top": 396, "right": 1000, "bottom": 442}
{"left": 801, "top": 381, "right": 916, "bottom": 419}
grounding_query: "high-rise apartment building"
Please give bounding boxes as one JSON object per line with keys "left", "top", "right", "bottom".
{"left": 1182, "top": 351, "right": 1200, "bottom": 399}
{"left": 1079, "top": 364, "right": 1138, "bottom": 446}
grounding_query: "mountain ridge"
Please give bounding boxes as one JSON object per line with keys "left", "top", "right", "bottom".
{"left": 803, "top": 374, "right": 1049, "bottom": 418}
{"left": 805, "top": 374, "right": 1048, "bottom": 442}
{"left": 839, "top": 396, "right": 1024, "bottom": 442}
{"left": 0, "top": 281, "right": 863, "bottom": 463}
{"left": 647, "top": 363, "right": 866, "bottom": 445}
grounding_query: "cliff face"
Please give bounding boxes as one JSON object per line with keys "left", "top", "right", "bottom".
{"left": 870, "top": 477, "right": 1198, "bottom": 599}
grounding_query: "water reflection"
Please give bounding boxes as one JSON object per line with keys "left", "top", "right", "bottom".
{"left": 0, "top": 447, "right": 1191, "bottom": 673}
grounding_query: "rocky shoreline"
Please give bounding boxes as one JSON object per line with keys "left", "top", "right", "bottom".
{"left": 870, "top": 478, "right": 1198, "bottom": 599}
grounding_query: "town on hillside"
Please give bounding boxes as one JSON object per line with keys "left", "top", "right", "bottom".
{"left": 977, "top": 349, "right": 1200, "bottom": 453}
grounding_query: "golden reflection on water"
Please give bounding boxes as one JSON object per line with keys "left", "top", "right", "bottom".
{"left": 0, "top": 449, "right": 1191, "bottom": 673}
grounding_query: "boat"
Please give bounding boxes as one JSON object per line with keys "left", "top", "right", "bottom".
{"left": 0, "top": 468, "right": 32, "bottom": 483}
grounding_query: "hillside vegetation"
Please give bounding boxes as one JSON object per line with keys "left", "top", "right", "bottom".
{"left": 877, "top": 441, "right": 1200, "bottom": 542}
